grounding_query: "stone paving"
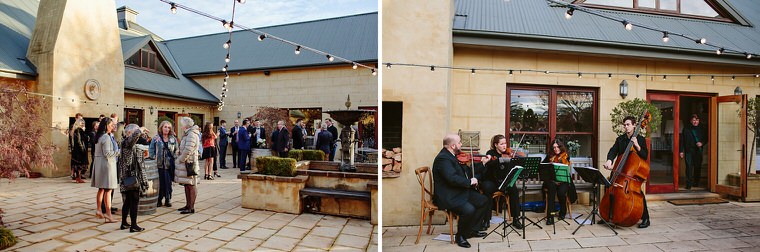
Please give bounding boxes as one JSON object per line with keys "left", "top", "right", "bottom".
{"left": 0, "top": 163, "right": 377, "bottom": 251}
{"left": 382, "top": 198, "right": 760, "bottom": 251}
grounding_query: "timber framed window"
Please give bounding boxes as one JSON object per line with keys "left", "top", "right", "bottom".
{"left": 576, "top": 0, "right": 735, "bottom": 23}
{"left": 125, "top": 43, "right": 174, "bottom": 76}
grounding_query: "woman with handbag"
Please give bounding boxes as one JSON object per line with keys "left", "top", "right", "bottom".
{"left": 149, "top": 120, "right": 178, "bottom": 207}
{"left": 118, "top": 124, "right": 149, "bottom": 232}
{"left": 176, "top": 117, "right": 200, "bottom": 214}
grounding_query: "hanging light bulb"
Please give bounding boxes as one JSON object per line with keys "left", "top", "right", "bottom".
{"left": 258, "top": 34, "right": 266, "bottom": 41}
{"left": 386, "top": 63, "right": 391, "bottom": 69}
{"left": 237, "top": 0, "right": 246, "bottom": 3}
{"left": 227, "top": 21, "right": 234, "bottom": 32}
{"left": 696, "top": 38, "right": 706, "bottom": 44}
{"left": 755, "top": 74, "right": 759, "bottom": 78}
{"left": 711, "top": 75, "right": 715, "bottom": 81}
{"left": 622, "top": 20, "right": 632, "bottom": 31}
{"left": 295, "top": 46, "right": 301, "bottom": 55}
{"left": 636, "top": 74, "right": 640, "bottom": 79}
{"left": 224, "top": 73, "right": 229, "bottom": 79}
{"left": 326, "top": 55, "right": 334, "bottom": 62}
{"left": 717, "top": 48, "right": 724, "bottom": 55}
{"left": 608, "top": 73, "right": 612, "bottom": 79}
{"left": 222, "top": 20, "right": 230, "bottom": 30}
{"left": 371, "top": 69, "right": 377, "bottom": 76}
{"left": 170, "top": 3, "right": 177, "bottom": 14}
{"left": 225, "top": 54, "right": 230, "bottom": 63}
{"left": 732, "top": 75, "right": 736, "bottom": 80}
{"left": 352, "top": 63, "right": 358, "bottom": 69}
{"left": 687, "top": 75, "right": 691, "bottom": 80}
{"left": 662, "top": 32, "right": 669, "bottom": 43}
{"left": 746, "top": 53, "right": 753, "bottom": 59}
{"left": 223, "top": 40, "right": 231, "bottom": 49}
{"left": 663, "top": 75, "right": 667, "bottom": 80}
{"left": 222, "top": 65, "right": 228, "bottom": 72}
{"left": 471, "top": 69, "right": 476, "bottom": 75}
{"left": 578, "top": 72, "right": 582, "bottom": 78}
{"left": 223, "top": 88, "right": 228, "bottom": 92}
{"left": 509, "top": 70, "right": 513, "bottom": 76}
{"left": 565, "top": 7, "right": 574, "bottom": 19}
{"left": 430, "top": 66, "right": 435, "bottom": 71}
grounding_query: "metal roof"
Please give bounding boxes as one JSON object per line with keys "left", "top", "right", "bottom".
{"left": 453, "top": 0, "right": 760, "bottom": 66}
{"left": 163, "top": 12, "right": 378, "bottom": 75}
{"left": 0, "top": 0, "right": 38, "bottom": 76}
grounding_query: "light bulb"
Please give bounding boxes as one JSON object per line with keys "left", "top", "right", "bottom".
{"left": 746, "top": 53, "right": 753, "bottom": 59}
{"left": 170, "top": 3, "right": 177, "bottom": 14}
{"left": 222, "top": 65, "right": 228, "bottom": 72}
{"left": 223, "top": 40, "right": 231, "bottom": 49}
{"left": 295, "top": 46, "right": 301, "bottom": 55}
{"left": 222, "top": 20, "right": 230, "bottom": 30}
{"left": 237, "top": 0, "right": 246, "bottom": 3}
{"left": 623, "top": 20, "right": 632, "bottom": 31}
{"left": 386, "top": 63, "right": 391, "bottom": 69}
{"left": 225, "top": 54, "right": 230, "bottom": 63}
{"left": 662, "top": 32, "right": 669, "bottom": 43}
{"left": 471, "top": 69, "right": 476, "bottom": 75}
{"left": 258, "top": 34, "right": 266, "bottom": 41}
{"left": 565, "top": 8, "right": 574, "bottom": 19}
{"left": 327, "top": 55, "right": 334, "bottom": 62}
{"left": 372, "top": 69, "right": 377, "bottom": 76}
{"left": 696, "top": 38, "right": 706, "bottom": 44}
{"left": 352, "top": 63, "right": 358, "bottom": 69}
{"left": 717, "top": 48, "right": 724, "bottom": 55}
{"left": 578, "top": 73, "right": 582, "bottom": 78}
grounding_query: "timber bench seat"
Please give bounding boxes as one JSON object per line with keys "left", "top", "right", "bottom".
{"left": 299, "top": 187, "right": 371, "bottom": 201}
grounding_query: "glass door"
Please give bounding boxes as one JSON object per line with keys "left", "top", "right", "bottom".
{"left": 647, "top": 93, "right": 678, "bottom": 193}
{"left": 712, "top": 95, "right": 746, "bottom": 198}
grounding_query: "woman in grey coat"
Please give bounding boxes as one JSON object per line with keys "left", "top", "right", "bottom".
{"left": 91, "top": 117, "right": 119, "bottom": 223}
{"left": 176, "top": 117, "right": 200, "bottom": 214}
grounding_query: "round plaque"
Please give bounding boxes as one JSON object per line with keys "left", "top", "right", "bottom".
{"left": 84, "top": 79, "right": 100, "bottom": 100}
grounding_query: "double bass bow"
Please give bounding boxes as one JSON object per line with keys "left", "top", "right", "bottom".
{"left": 599, "top": 111, "right": 651, "bottom": 227}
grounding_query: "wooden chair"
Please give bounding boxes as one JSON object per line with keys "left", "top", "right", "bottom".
{"left": 415, "top": 166, "right": 457, "bottom": 244}
{"left": 492, "top": 191, "right": 511, "bottom": 221}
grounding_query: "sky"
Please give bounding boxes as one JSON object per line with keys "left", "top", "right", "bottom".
{"left": 115, "top": 0, "right": 378, "bottom": 40}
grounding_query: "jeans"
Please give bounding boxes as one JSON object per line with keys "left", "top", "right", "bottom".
{"left": 157, "top": 168, "right": 172, "bottom": 204}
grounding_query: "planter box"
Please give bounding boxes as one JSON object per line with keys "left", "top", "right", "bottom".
{"left": 368, "top": 181, "right": 378, "bottom": 225}
{"left": 241, "top": 174, "right": 308, "bottom": 214}
{"left": 746, "top": 174, "right": 760, "bottom": 202}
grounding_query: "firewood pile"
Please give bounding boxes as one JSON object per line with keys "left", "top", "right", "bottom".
{"left": 382, "top": 147, "right": 402, "bottom": 177}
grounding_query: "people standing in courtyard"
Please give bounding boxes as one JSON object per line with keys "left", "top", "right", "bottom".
{"left": 316, "top": 123, "right": 333, "bottom": 160}
{"left": 149, "top": 120, "right": 177, "bottom": 207}
{"left": 118, "top": 124, "right": 149, "bottom": 232}
{"left": 680, "top": 114, "right": 707, "bottom": 190}
{"left": 237, "top": 120, "right": 251, "bottom": 172}
{"left": 230, "top": 119, "right": 240, "bottom": 169}
{"left": 176, "top": 117, "right": 199, "bottom": 214}
{"left": 276, "top": 120, "right": 290, "bottom": 157}
{"left": 201, "top": 122, "right": 217, "bottom": 180}
{"left": 603, "top": 115, "right": 650, "bottom": 228}
{"left": 326, "top": 118, "right": 339, "bottom": 161}
{"left": 91, "top": 117, "right": 118, "bottom": 223}
{"left": 218, "top": 120, "right": 228, "bottom": 169}
{"left": 69, "top": 118, "right": 89, "bottom": 183}
{"left": 89, "top": 120, "right": 99, "bottom": 179}
{"left": 293, "top": 119, "right": 306, "bottom": 150}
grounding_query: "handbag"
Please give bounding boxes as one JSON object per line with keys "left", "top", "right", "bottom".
{"left": 185, "top": 162, "right": 198, "bottom": 176}
{"left": 122, "top": 175, "right": 139, "bottom": 191}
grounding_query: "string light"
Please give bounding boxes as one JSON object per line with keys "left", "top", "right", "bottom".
{"left": 747, "top": 53, "right": 753, "bottom": 59}
{"left": 696, "top": 38, "right": 707, "bottom": 44}
{"left": 222, "top": 40, "right": 231, "bottom": 49}
{"left": 222, "top": 65, "right": 228, "bottom": 72}
{"left": 663, "top": 75, "right": 667, "bottom": 80}
{"left": 622, "top": 20, "right": 632, "bottom": 31}
{"left": 687, "top": 75, "right": 691, "bottom": 80}
{"left": 237, "top": 0, "right": 246, "bottom": 3}
{"left": 662, "top": 32, "right": 669, "bottom": 43}
{"left": 732, "top": 75, "right": 736, "bottom": 80}
{"left": 430, "top": 66, "right": 435, "bottom": 71}
{"left": 295, "top": 46, "right": 301, "bottom": 55}
{"left": 471, "top": 69, "right": 476, "bottom": 75}
{"left": 371, "top": 69, "right": 377, "bottom": 76}
{"left": 386, "top": 63, "right": 391, "bottom": 69}
{"left": 717, "top": 48, "right": 724, "bottom": 55}
{"left": 326, "top": 55, "right": 334, "bottom": 62}
{"left": 170, "top": 3, "right": 177, "bottom": 14}
{"left": 225, "top": 54, "right": 230, "bottom": 63}
{"left": 258, "top": 34, "right": 266, "bottom": 41}
{"left": 565, "top": 7, "right": 574, "bottom": 19}
{"left": 509, "top": 70, "right": 513, "bottom": 76}
{"left": 711, "top": 76, "right": 715, "bottom": 81}
{"left": 577, "top": 72, "right": 582, "bottom": 78}
{"left": 353, "top": 63, "right": 358, "bottom": 69}
{"left": 608, "top": 73, "right": 612, "bottom": 79}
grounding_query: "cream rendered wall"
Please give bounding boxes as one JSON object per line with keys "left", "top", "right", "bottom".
{"left": 452, "top": 46, "right": 760, "bottom": 178}
{"left": 191, "top": 65, "right": 378, "bottom": 159}
{"left": 27, "top": 0, "right": 125, "bottom": 177}
{"left": 382, "top": 0, "right": 455, "bottom": 226}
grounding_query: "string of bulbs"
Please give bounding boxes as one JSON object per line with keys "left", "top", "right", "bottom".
{"left": 383, "top": 62, "right": 760, "bottom": 81}
{"left": 549, "top": 0, "right": 759, "bottom": 59}
{"left": 0, "top": 87, "right": 217, "bottom": 111}
{"left": 163, "top": 0, "right": 378, "bottom": 111}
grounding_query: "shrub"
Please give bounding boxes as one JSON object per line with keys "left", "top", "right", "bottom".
{"left": 0, "top": 227, "right": 16, "bottom": 250}
{"left": 303, "top": 150, "right": 326, "bottom": 161}
{"left": 256, "top": 156, "right": 297, "bottom": 177}
{"left": 609, "top": 98, "right": 662, "bottom": 138}
{"left": 287, "top": 150, "right": 304, "bottom": 161}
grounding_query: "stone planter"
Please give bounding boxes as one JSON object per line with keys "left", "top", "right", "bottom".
{"left": 251, "top": 148, "right": 272, "bottom": 172}
{"left": 241, "top": 174, "right": 308, "bottom": 214}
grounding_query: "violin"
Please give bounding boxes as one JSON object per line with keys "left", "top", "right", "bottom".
{"left": 456, "top": 152, "right": 488, "bottom": 165}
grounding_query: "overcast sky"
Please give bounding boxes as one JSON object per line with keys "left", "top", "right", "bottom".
{"left": 115, "top": 0, "right": 378, "bottom": 40}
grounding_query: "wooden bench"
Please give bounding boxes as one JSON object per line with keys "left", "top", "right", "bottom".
{"left": 297, "top": 168, "right": 375, "bottom": 219}
{"left": 300, "top": 187, "right": 371, "bottom": 200}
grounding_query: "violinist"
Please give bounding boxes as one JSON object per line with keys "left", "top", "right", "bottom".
{"left": 481, "top": 134, "right": 524, "bottom": 230}
{"left": 541, "top": 139, "right": 577, "bottom": 225}
{"left": 603, "top": 116, "right": 650, "bottom": 228}
{"left": 432, "top": 134, "right": 491, "bottom": 248}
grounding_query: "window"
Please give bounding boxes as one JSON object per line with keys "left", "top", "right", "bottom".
{"left": 580, "top": 0, "right": 727, "bottom": 20}
{"left": 124, "top": 108, "right": 144, "bottom": 126}
{"left": 507, "top": 86, "right": 597, "bottom": 159}
{"left": 383, "top": 102, "right": 402, "bottom": 149}
{"left": 125, "top": 43, "right": 174, "bottom": 76}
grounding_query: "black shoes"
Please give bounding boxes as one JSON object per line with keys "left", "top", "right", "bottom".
{"left": 545, "top": 217, "right": 554, "bottom": 226}
{"left": 180, "top": 209, "right": 195, "bottom": 214}
{"left": 479, "top": 219, "right": 490, "bottom": 231}
{"left": 215, "top": 173, "right": 221, "bottom": 178}
{"left": 165, "top": 202, "right": 172, "bottom": 208}
{"left": 455, "top": 234, "right": 471, "bottom": 248}
{"left": 130, "top": 226, "right": 145, "bottom": 233}
{"left": 178, "top": 206, "right": 188, "bottom": 211}
{"left": 512, "top": 221, "right": 524, "bottom": 229}
{"left": 638, "top": 218, "right": 650, "bottom": 228}
{"left": 157, "top": 202, "right": 163, "bottom": 207}
{"left": 468, "top": 231, "right": 487, "bottom": 238}
{"left": 120, "top": 223, "right": 130, "bottom": 230}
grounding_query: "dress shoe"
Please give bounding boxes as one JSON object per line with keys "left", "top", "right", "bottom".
{"left": 512, "top": 221, "right": 524, "bottom": 229}
{"left": 157, "top": 202, "right": 163, "bottom": 207}
{"left": 120, "top": 223, "right": 130, "bottom": 230}
{"left": 165, "top": 202, "right": 172, "bottom": 208}
{"left": 479, "top": 220, "right": 490, "bottom": 231}
{"left": 638, "top": 218, "right": 650, "bottom": 228}
{"left": 468, "top": 231, "right": 487, "bottom": 238}
{"left": 130, "top": 226, "right": 145, "bottom": 233}
{"left": 455, "top": 234, "right": 471, "bottom": 248}
{"left": 221, "top": 166, "right": 228, "bottom": 169}
{"left": 180, "top": 209, "right": 195, "bottom": 214}
{"left": 545, "top": 217, "right": 554, "bottom": 226}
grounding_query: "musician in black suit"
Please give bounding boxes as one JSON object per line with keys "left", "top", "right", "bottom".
{"left": 603, "top": 115, "right": 650, "bottom": 228}
{"left": 480, "top": 134, "right": 523, "bottom": 229}
{"left": 432, "top": 134, "right": 490, "bottom": 248}
{"left": 679, "top": 114, "right": 707, "bottom": 190}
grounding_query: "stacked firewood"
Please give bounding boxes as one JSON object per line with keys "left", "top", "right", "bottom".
{"left": 382, "top": 147, "right": 402, "bottom": 173}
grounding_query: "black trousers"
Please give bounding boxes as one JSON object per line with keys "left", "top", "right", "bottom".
{"left": 121, "top": 190, "right": 139, "bottom": 227}
{"left": 448, "top": 190, "right": 490, "bottom": 237}
{"left": 542, "top": 181, "right": 569, "bottom": 218}
{"left": 641, "top": 190, "right": 649, "bottom": 220}
{"left": 480, "top": 180, "right": 520, "bottom": 219}
{"left": 231, "top": 143, "right": 239, "bottom": 168}
{"left": 279, "top": 151, "right": 289, "bottom": 158}
{"left": 684, "top": 149, "right": 703, "bottom": 187}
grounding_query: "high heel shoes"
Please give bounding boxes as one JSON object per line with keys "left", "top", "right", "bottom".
{"left": 95, "top": 211, "right": 104, "bottom": 219}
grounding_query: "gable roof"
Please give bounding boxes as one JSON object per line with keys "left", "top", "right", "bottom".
{"left": 0, "top": 0, "right": 37, "bottom": 77}
{"left": 453, "top": 0, "right": 760, "bottom": 66}
{"left": 163, "top": 12, "right": 378, "bottom": 75}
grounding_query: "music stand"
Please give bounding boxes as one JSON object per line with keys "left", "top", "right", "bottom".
{"left": 514, "top": 157, "right": 543, "bottom": 239}
{"left": 483, "top": 165, "right": 524, "bottom": 244}
{"left": 571, "top": 166, "right": 617, "bottom": 235}
{"left": 536, "top": 163, "right": 572, "bottom": 233}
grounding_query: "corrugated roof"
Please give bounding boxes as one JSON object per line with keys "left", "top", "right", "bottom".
{"left": 454, "top": 0, "right": 760, "bottom": 60}
{"left": 163, "top": 12, "right": 378, "bottom": 75}
{"left": 0, "top": 0, "right": 38, "bottom": 75}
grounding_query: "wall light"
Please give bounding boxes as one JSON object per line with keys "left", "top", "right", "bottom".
{"left": 237, "top": 111, "right": 242, "bottom": 118}
{"left": 734, "top": 86, "right": 743, "bottom": 95}
{"left": 619, "top": 80, "right": 629, "bottom": 99}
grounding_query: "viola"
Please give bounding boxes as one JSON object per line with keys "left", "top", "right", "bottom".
{"left": 599, "top": 111, "right": 651, "bottom": 227}
{"left": 456, "top": 152, "right": 488, "bottom": 165}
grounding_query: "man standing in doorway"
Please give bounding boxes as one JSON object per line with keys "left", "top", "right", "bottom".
{"left": 680, "top": 114, "right": 707, "bottom": 190}
{"left": 326, "top": 118, "right": 339, "bottom": 161}
{"left": 230, "top": 120, "right": 240, "bottom": 168}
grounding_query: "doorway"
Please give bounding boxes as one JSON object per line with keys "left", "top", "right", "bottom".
{"left": 647, "top": 92, "right": 711, "bottom": 193}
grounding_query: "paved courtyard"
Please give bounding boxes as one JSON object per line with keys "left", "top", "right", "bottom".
{"left": 383, "top": 197, "right": 760, "bottom": 251}
{"left": 0, "top": 164, "right": 377, "bottom": 251}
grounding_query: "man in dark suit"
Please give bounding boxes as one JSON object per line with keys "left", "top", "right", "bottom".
{"left": 680, "top": 114, "right": 707, "bottom": 190}
{"left": 246, "top": 119, "right": 256, "bottom": 169}
{"left": 432, "top": 134, "right": 490, "bottom": 248}
{"left": 218, "top": 120, "right": 229, "bottom": 169}
{"left": 230, "top": 119, "right": 241, "bottom": 168}
{"left": 251, "top": 119, "right": 266, "bottom": 149}
{"left": 292, "top": 119, "right": 305, "bottom": 150}
{"left": 236, "top": 120, "right": 251, "bottom": 172}
{"left": 326, "top": 118, "right": 339, "bottom": 161}
{"left": 315, "top": 123, "right": 332, "bottom": 159}
{"left": 275, "top": 120, "right": 290, "bottom": 157}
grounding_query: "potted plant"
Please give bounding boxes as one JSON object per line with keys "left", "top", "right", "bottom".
{"left": 241, "top": 156, "right": 308, "bottom": 214}
{"left": 610, "top": 98, "right": 662, "bottom": 138}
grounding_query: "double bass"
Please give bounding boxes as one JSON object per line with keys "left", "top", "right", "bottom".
{"left": 599, "top": 112, "right": 651, "bottom": 227}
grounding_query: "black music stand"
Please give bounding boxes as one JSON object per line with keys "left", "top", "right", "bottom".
{"left": 515, "top": 157, "right": 543, "bottom": 239}
{"left": 571, "top": 166, "right": 617, "bottom": 235}
{"left": 536, "top": 163, "right": 572, "bottom": 234}
{"left": 483, "top": 165, "right": 523, "bottom": 244}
